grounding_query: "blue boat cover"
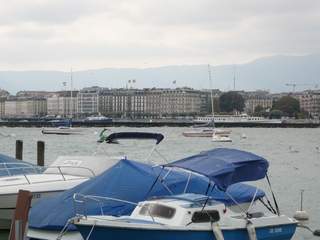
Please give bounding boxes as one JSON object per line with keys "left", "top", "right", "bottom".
{"left": 29, "top": 159, "right": 265, "bottom": 231}
{"left": 0, "top": 153, "right": 40, "bottom": 177}
{"left": 166, "top": 148, "right": 269, "bottom": 190}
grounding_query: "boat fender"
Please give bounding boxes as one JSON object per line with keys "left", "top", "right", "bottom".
{"left": 246, "top": 221, "right": 257, "bottom": 240}
{"left": 211, "top": 222, "right": 224, "bottom": 240}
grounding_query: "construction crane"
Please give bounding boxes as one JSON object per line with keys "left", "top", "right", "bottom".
{"left": 285, "top": 83, "right": 319, "bottom": 92}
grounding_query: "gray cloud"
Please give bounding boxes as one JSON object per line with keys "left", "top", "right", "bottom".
{"left": 0, "top": 0, "right": 319, "bottom": 70}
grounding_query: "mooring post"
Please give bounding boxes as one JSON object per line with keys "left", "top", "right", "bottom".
{"left": 9, "top": 190, "right": 32, "bottom": 240}
{"left": 37, "top": 141, "right": 45, "bottom": 166}
{"left": 15, "top": 140, "right": 23, "bottom": 160}
{"left": 14, "top": 220, "right": 23, "bottom": 240}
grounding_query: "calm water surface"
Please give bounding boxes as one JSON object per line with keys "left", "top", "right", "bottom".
{"left": 0, "top": 127, "right": 319, "bottom": 239}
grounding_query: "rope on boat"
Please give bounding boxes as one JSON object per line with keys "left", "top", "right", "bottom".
{"left": 211, "top": 222, "right": 224, "bottom": 240}
{"left": 246, "top": 220, "right": 257, "bottom": 240}
{"left": 56, "top": 217, "right": 77, "bottom": 240}
{"left": 297, "top": 223, "right": 320, "bottom": 237}
{"left": 85, "top": 220, "right": 97, "bottom": 240}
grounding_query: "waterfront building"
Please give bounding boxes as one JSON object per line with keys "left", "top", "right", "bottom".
{"left": 157, "top": 88, "right": 202, "bottom": 117}
{"left": 47, "top": 91, "right": 78, "bottom": 117}
{"left": 4, "top": 97, "right": 47, "bottom": 118}
{"left": 0, "top": 99, "right": 6, "bottom": 118}
{"left": 244, "top": 91, "right": 273, "bottom": 114}
{"left": 299, "top": 90, "right": 320, "bottom": 118}
{"left": 77, "top": 87, "right": 101, "bottom": 116}
{"left": 16, "top": 91, "right": 56, "bottom": 98}
{"left": 98, "top": 87, "right": 203, "bottom": 118}
{"left": 99, "top": 89, "right": 128, "bottom": 118}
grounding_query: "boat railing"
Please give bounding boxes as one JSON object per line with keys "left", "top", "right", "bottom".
{"left": 73, "top": 193, "right": 138, "bottom": 217}
{"left": 0, "top": 162, "right": 43, "bottom": 177}
{"left": 0, "top": 164, "right": 96, "bottom": 188}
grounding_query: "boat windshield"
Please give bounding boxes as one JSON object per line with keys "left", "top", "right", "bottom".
{"left": 139, "top": 203, "right": 176, "bottom": 219}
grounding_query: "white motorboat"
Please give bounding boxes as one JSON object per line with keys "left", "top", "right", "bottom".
{"left": 0, "top": 155, "right": 118, "bottom": 229}
{"left": 183, "top": 128, "right": 232, "bottom": 137}
{"left": 212, "top": 132, "right": 232, "bottom": 142}
{"left": 41, "top": 126, "right": 83, "bottom": 135}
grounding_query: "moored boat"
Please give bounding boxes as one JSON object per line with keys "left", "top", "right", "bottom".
{"left": 0, "top": 154, "right": 117, "bottom": 230}
{"left": 73, "top": 148, "right": 297, "bottom": 240}
{"left": 183, "top": 128, "right": 231, "bottom": 137}
{"left": 41, "top": 127, "right": 83, "bottom": 135}
{"left": 75, "top": 193, "right": 297, "bottom": 240}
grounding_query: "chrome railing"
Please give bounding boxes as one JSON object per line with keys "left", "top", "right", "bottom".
{"left": 0, "top": 164, "right": 96, "bottom": 187}
{"left": 0, "top": 162, "right": 43, "bottom": 176}
{"left": 73, "top": 193, "right": 137, "bottom": 217}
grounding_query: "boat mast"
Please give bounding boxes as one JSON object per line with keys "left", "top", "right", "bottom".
{"left": 70, "top": 68, "right": 73, "bottom": 120}
{"left": 208, "top": 64, "right": 214, "bottom": 118}
{"left": 233, "top": 64, "right": 236, "bottom": 91}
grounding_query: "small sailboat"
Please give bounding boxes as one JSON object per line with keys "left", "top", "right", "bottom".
{"left": 183, "top": 65, "right": 231, "bottom": 138}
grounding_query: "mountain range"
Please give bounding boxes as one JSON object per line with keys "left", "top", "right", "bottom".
{"left": 1, "top": 54, "right": 319, "bottom": 94}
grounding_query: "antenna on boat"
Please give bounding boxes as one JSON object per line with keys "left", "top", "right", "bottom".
{"left": 233, "top": 65, "right": 236, "bottom": 91}
{"left": 70, "top": 68, "right": 73, "bottom": 119}
{"left": 208, "top": 64, "right": 215, "bottom": 127}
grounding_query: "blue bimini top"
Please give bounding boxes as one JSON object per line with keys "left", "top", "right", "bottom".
{"left": 165, "top": 148, "right": 269, "bottom": 190}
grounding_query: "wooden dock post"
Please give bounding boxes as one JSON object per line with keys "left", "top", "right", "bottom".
{"left": 15, "top": 140, "right": 23, "bottom": 160}
{"left": 37, "top": 141, "right": 45, "bottom": 166}
{"left": 9, "top": 190, "right": 32, "bottom": 240}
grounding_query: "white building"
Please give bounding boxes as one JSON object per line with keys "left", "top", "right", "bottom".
{"left": 78, "top": 87, "right": 101, "bottom": 116}
{"left": 47, "top": 91, "right": 78, "bottom": 117}
{"left": 299, "top": 90, "right": 320, "bottom": 118}
{"left": 4, "top": 98, "right": 47, "bottom": 117}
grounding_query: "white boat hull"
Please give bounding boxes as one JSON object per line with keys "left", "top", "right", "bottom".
{"left": 183, "top": 128, "right": 232, "bottom": 137}
{"left": 27, "top": 228, "right": 83, "bottom": 240}
{"left": 41, "top": 128, "right": 83, "bottom": 135}
{"left": 0, "top": 174, "right": 88, "bottom": 229}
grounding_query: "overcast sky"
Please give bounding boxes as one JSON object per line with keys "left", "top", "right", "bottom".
{"left": 0, "top": 0, "right": 319, "bottom": 71}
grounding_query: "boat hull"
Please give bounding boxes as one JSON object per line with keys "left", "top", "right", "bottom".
{"left": 0, "top": 190, "right": 63, "bottom": 229}
{"left": 41, "top": 128, "right": 83, "bottom": 135}
{"left": 77, "top": 223, "right": 297, "bottom": 240}
{"left": 183, "top": 129, "right": 231, "bottom": 137}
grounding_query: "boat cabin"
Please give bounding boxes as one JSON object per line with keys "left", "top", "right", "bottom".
{"left": 130, "top": 193, "right": 226, "bottom": 226}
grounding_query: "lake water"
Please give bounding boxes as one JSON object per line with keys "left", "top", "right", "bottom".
{"left": 0, "top": 127, "right": 319, "bottom": 239}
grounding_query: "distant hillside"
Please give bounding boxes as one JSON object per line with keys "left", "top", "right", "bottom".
{"left": 1, "top": 54, "right": 320, "bottom": 94}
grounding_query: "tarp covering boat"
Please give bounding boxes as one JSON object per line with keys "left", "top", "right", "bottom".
{"left": 29, "top": 159, "right": 264, "bottom": 231}
{"left": 166, "top": 148, "right": 269, "bottom": 190}
{"left": 0, "top": 153, "right": 40, "bottom": 177}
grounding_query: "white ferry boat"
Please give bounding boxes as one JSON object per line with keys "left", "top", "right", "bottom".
{"left": 194, "top": 114, "right": 282, "bottom": 124}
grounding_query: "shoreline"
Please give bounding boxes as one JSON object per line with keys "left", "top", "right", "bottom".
{"left": 0, "top": 120, "right": 318, "bottom": 128}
